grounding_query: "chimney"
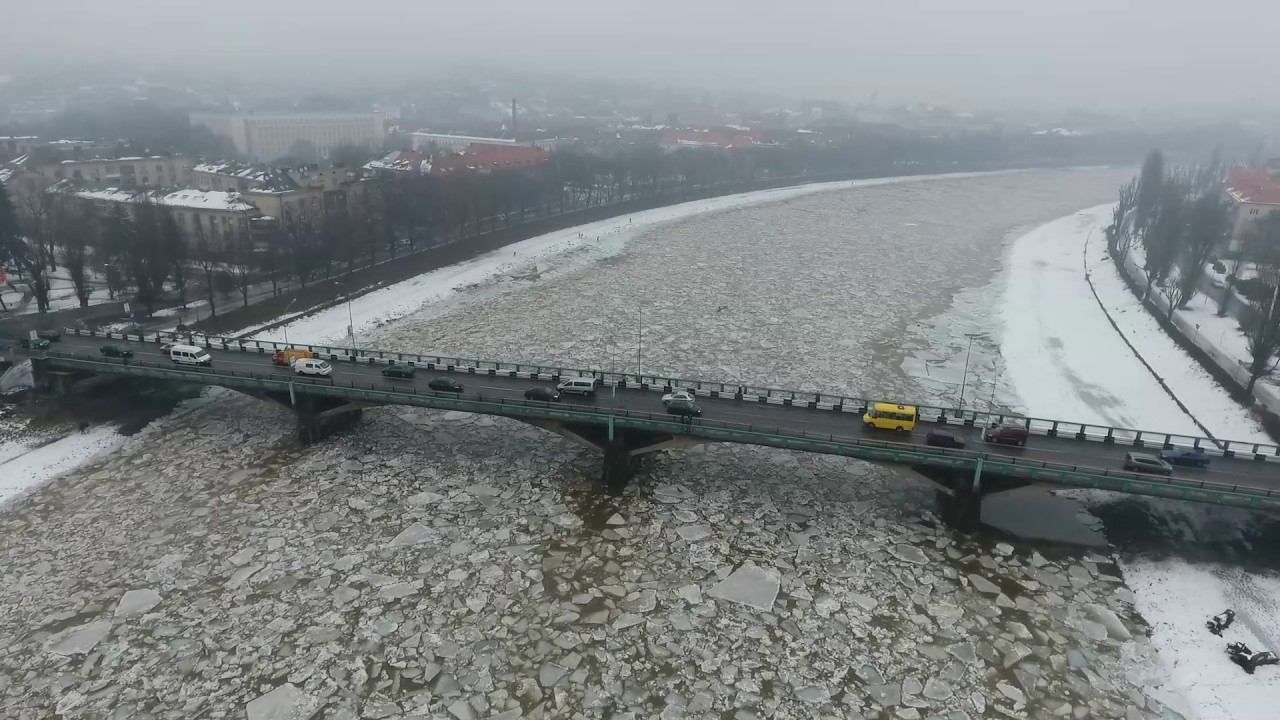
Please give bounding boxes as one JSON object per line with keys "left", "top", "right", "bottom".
{"left": 511, "top": 98, "right": 518, "bottom": 141}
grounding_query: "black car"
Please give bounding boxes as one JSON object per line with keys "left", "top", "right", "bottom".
{"left": 381, "top": 365, "right": 416, "bottom": 380}
{"left": 524, "top": 386, "right": 560, "bottom": 402}
{"left": 665, "top": 398, "right": 702, "bottom": 417}
{"left": 428, "top": 377, "right": 464, "bottom": 393}
{"left": 925, "top": 430, "right": 965, "bottom": 449}
{"left": 99, "top": 345, "right": 134, "bottom": 359}
{"left": 35, "top": 329, "right": 61, "bottom": 342}
{"left": 18, "top": 338, "right": 51, "bottom": 350}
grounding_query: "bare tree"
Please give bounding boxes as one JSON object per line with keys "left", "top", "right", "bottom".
{"left": 61, "top": 204, "right": 96, "bottom": 308}
{"left": 192, "top": 223, "right": 219, "bottom": 318}
{"left": 1162, "top": 193, "right": 1229, "bottom": 319}
{"left": 3, "top": 185, "right": 57, "bottom": 313}
{"left": 1243, "top": 264, "right": 1280, "bottom": 393}
{"left": 1226, "top": 213, "right": 1280, "bottom": 316}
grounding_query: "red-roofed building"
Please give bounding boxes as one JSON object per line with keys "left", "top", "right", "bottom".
{"left": 432, "top": 143, "right": 550, "bottom": 175}
{"left": 1226, "top": 166, "right": 1280, "bottom": 252}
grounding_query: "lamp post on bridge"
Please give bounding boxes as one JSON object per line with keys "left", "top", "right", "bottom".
{"left": 282, "top": 298, "right": 298, "bottom": 348}
{"left": 335, "top": 281, "right": 357, "bottom": 355}
{"left": 636, "top": 305, "right": 643, "bottom": 379}
{"left": 957, "top": 331, "right": 985, "bottom": 411}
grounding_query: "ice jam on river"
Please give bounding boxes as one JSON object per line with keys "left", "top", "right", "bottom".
{"left": 3, "top": 167, "right": 1274, "bottom": 719}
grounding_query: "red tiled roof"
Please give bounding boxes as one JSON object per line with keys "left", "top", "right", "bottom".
{"left": 433, "top": 144, "right": 549, "bottom": 174}
{"left": 1227, "top": 167, "right": 1280, "bottom": 206}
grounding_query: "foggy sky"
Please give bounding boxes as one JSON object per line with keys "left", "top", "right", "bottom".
{"left": 4, "top": 0, "right": 1278, "bottom": 113}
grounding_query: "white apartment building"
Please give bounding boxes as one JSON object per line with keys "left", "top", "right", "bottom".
{"left": 192, "top": 112, "right": 385, "bottom": 162}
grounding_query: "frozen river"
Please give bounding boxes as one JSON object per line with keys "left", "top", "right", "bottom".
{"left": 3, "top": 167, "right": 1206, "bottom": 720}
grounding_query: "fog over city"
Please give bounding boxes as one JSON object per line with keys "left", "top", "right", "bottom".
{"left": 4, "top": 0, "right": 1280, "bottom": 112}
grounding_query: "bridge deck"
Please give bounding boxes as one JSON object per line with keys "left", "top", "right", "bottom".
{"left": 13, "top": 329, "right": 1280, "bottom": 511}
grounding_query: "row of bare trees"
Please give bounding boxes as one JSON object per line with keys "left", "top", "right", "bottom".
{"left": 1109, "top": 149, "right": 1280, "bottom": 392}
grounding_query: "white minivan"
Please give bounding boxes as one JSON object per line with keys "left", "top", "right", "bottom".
{"left": 169, "top": 344, "right": 212, "bottom": 366}
{"left": 557, "top": 376, "right": 599, "bottom": 397}
{"left": 292, "top": 358, "right": 333, "bottom": 377}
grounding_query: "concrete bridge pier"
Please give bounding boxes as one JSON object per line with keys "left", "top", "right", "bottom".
{"left": 529, "top": 419, "right": 703, "bottom": 493}
{"left": 918, "top": 459, "right": 1030, "bottom": 531}
{"left": 259, "top": 391, "right": 367, "bottom": 445}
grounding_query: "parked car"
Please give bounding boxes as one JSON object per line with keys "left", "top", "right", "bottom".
{"left": 1159, "top": 447, "right": 1211, "bottom": 468}
{"left": 524, "top": 386, "right": 560, "bottom": 402}
{"left": 99, "top": 345, "right": 134, "bottom": 359}
{"left": 665, "top": 397, "right": 702, "bottom": 417}
{"left": 292, "top": 358, "right": 333, "bottom": 377}
{"left": 18, "top": 338, "right": 51, "bottom": 350}
{"left": 983, "top": 423, "right": 1029, "bottom": 447}
{"left": 381, "top": 365, "right": 416, "bottom": 380}
{"left": 35, "top": 329, "right": 61, "bottom": 342}
{"left": 925, "top": 430, "right": 965, "bottom": 449}
{"left": 1123, "top": 452, "right": 1173, "bottom": 476}
{"left": 428, "top": 377, "right": 464, "bottom": 393}
{"left": 661, "top": 390, "right": 694, "bottom": 406}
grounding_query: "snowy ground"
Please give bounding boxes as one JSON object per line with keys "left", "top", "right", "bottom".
{"left": 0, "top": 425, "right": 125, "bottom": 506}
{"left": 1000, "top": 205, "right": 1280, "bottom": 720}
{"left": 1001, "top": 203, "right": 1270, "bottom": 444}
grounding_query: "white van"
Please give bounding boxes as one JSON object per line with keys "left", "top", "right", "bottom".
{"left": 557, "top": 376, "right": 599, "bottom": 397}
{"left": 169, "top": 344, "right": 212, "bottom": 367}
{"left": 292, "top": 358, "right": 333, "bottom": 377}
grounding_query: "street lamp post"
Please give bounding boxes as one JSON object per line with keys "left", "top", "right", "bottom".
{"left": 335, "top": 281, "right": 357, "bottom": 355}
{"left": 282, "top": 297, "right": 298, "bottom": 348}
{"left": 957, "top": 332, "right": 984, "bottom": 410}
{"left": 636, "top": 306, "right": 643, "bottom": 379}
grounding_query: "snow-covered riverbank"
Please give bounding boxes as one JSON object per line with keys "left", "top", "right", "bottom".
{"left": 1000, "top": 205, "right": 1280, "bottom": 720}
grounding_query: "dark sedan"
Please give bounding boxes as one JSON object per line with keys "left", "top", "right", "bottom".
{"left": 99, "top": 345, "right": 134, "bottom": 359}
{"left": 427, "top": 377, "right": 464, "bottom": 393}
{"left": 1159, "top": 447, "right": 1211, "bottom": 468}
{"left": 19, "top": 338, "right": 51, "bottom": 350}
{"left": 665, "top": 398, "right": 702, "bottom": 417}
{"left": 381, "top": 365, "right": 416, "bottom": 380}
{"left": 925, "top": 430, "right": 965, "bottom": 449}
{"left": 35, "top": 329, "right": 62, "bottom": 342}
{"left": 524, "top": 386, "right": 560, "bottom": 402}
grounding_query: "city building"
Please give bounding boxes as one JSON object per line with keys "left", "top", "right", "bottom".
{"left": 65, "top": 187, "right": 260, "bottom": 250}
{"left": 364, "top": 149, "right": 430, "bottom": 176}
{"left": 431, "top": 143, "right": 550, "bottom": 175}
{"left": 410, "top": 132, "right": 519, "bottom": 154}
{"left": 36, "top": 155, "right": 193, "bottom": 188}
{"left": 1225, "top": 166, "right": 1280, "bottom": 252}
{"left": 657, "top": 127, "right": 768, "bottom": 152}
{"left": 0, "top": 136, "right": 39, "bottom": 161}
{"left": 191, "top": 112, "right": 386, "bottom": 162}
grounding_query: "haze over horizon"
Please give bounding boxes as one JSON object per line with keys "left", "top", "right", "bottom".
{"left": 3, "top": 0, "right": 1277, "bottom": 115}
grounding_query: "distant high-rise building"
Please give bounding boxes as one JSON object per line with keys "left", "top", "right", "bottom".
{"left": 191, "top": 112, "right": 385, "bottom": 162}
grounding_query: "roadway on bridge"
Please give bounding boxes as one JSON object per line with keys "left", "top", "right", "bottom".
{"left": 21, "top": 334, "right": 1280, "bottom": 494}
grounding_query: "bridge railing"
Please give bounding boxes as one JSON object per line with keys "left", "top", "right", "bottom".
{"left": 61, "top": 327, "right": 1280, "bottom": 461}
{"left": 40, "top": 351, "right": 1280, "bottom": 508}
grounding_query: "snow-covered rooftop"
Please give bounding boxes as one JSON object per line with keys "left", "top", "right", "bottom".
{"left": 193, "top": 161, "right": 298, "bottom": 192}
{"left": 70, "top": 187, "right": 259, "bottom": 213}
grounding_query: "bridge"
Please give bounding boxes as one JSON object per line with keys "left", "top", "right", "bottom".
{"left": 10, "top": 327, "right": 1280, "bottom": 528}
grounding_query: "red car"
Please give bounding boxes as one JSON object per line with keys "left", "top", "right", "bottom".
{"left": 983, "top": 423, "right": 1029, "bottom": 447}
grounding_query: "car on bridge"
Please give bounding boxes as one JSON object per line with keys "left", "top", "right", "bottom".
{"left": 983, "top": 424, "right": 1029, "bottom": 447}
{"left": 662, "top": 390, "right": 694, "bottom": 406}
{"left": 99, "top": 345, "right": 134, "bottom": 359}
{"left": 35, "top": 329, "right": 62, "bottom": 342}
{"left": 1159, "top": 447, "right": 1211, "bottom": 468}
{"left": 18, "top": 338, "right": 50, "bottom": 350}
{"left": 428, "top": 377, "right": 464, "bottom": 393}
{"left": 665, "top": 397, "right": 702, "bottom": 417}
{"left": 1123, "top": 452, "right": 1173, "bottom": 476}
{"left": 925, "top": 430, "right": 966, "bottom": 449}
{"left": 292, "top": 358, "right": 333, "bottom": 377}
{"left": 381, "top": 365, "right": 416, "bottom": 380}
{"left": 524, "top": 386, "right": 560, "bottom": 402}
